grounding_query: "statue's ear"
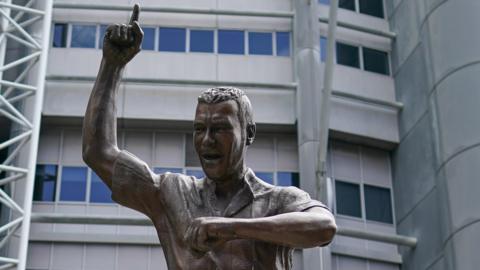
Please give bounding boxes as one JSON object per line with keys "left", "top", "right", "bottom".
{"left": 246, "top": 124, "right": 256, "bottom": 146}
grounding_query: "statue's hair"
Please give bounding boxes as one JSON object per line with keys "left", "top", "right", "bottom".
{"left": 198, "top": 87, "right": 255, "bottom": 129}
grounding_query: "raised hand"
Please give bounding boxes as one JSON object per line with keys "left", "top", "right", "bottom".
{"left": 103, "top": 4, "right": 143, "bottom": 67}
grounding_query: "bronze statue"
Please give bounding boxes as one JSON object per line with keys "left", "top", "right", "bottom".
{"left": 82, "top": 4, "right": 336, "bottom": 269}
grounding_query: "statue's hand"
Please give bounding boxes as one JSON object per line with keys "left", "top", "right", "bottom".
{"left": 103, "top": 4, "right": 143, "bottom": 67}
{"left": 184, "top": 217, "right": 235, "bottom": 255}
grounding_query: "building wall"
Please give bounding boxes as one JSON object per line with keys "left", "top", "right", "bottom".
{"left": 388, "top": 0, "right": 480, "bottom": 269}
{"left": 19, "top": 0, "right": 405, "bottom": 269}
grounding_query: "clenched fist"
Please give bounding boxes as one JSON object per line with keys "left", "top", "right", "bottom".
{"left": 103, "top": 4, "right": 143, "bottom": 67}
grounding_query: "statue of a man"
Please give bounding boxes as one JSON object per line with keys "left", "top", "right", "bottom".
{"left": 82, "top": 4, "right": 336, "bottom": 269}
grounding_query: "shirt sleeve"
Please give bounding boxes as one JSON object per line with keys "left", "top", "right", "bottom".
{"left": 277, "top": 186, "right": 330, "bottom": 214}
{"left": 111, "top": 150, "right": 164, "bottom": 217}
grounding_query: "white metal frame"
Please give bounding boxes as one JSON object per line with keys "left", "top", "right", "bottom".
{"left": 0, "top": 0, "right": 52, "bottom": 269}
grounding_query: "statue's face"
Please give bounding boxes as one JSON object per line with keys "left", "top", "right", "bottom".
{"left": 194, "top": 100, "right": 246, "bottom": 182}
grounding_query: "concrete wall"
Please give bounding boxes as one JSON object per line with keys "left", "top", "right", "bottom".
{"left": 388, "top": 0, "right": 480, "bottom": 269}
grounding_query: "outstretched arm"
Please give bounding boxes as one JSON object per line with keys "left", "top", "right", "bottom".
{"left": 185, "top": 207, "right": 336, "bottom": 253}
{"left": 82, "top": 4, "right": 143, "bottom": 188}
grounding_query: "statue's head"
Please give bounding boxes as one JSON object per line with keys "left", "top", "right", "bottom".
{"left": 194, "top": 87, "right": 256, "bottom": 181}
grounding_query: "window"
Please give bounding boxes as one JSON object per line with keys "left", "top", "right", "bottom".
{"left": 142, "top": 27, "right": 156, "bottom": 50}
{"left": 248, "top": 32, "right": 272, "bottom": 55}
{"left": 255, "top": 172, "right": 274, "bottom": 185}
{"left": 52, "top": 23, "right": 67, "bottom": 48}
{"left": 335, "top": 180, "right": 362, "bottom": 218}
{"left": 320, "top": 36, "right": 327, "bottom": 62}
{"left": 34, "top": 165, "right": 57, "bottom": 201}
{"left": 59, "top": 166, "right": 87, "bottom": 202}
{"left": 89, "top": 171, "right": 113, "bottom": 203}
{"left": 70, "top": 24, "right": 96, "bottom": 48}
{"left": 277, "top": 172, "right": 299, "bottom": 187}
{"left": 154, "top": 168, "right": 183, "bottom": 174}
{"left": 339, "top": 0, "right": 355, "bottom": 11}
{"left": 318, "top": 0, "right": 330, "bottom": 4}
{"left": 218, "top": 30, "right": 244, "bottom": 55}
{"left": 98, "top": 24, "right": 108, "bottom": 49}
{"left": 186, "top": 170, "right": 205, "bottom": 179}
{"left": 364, "top": 184, "right": 393, "bottom": 223}
{"left": 363, "top": 47, "right": 390, "bottom": 75}
{"left": 190, "top": 29, "right": 214, "bottom": 53}
{"left": 159, "top": 27, "right": 186, "bottom": 52}
{"left": 336, "top": 42, "right": 360, "bottom": 68}
{"left": 275, "top": 32, "right": 290, "bottom": 57}
{"left": 359, "top": 0, "right": 384, "bottom": 18}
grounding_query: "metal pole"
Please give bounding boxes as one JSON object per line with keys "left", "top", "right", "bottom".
{"left": 317, "top": 0, "right": 339, "bottom": 204}
{"left": 17, "top": 0, "right": 53, "bottom": 269}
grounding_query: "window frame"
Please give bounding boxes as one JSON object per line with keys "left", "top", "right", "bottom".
{"left": 319, "top": 0, "right": 387, "bottom": 19}
{"left": 217, "top": 29, "right": 246, "bottom": 55}
{"left": 330, "top": 142, "right": 396, "bottom": 226}
{"left": 247, "top": 30, "right": 274, "bottom": 56}
{"left": 334, "top": 38, "right": 391, "bottom": 76}
{"left": 188, "top": 28, "right": 216, "bottom": 54}
{"left": 69, "top": 23, "right": 98, "bottom": 49}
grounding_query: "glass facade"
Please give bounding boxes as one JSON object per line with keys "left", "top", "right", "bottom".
{"left": 159, "top": 27, "right": 186, "bottom": 52}
{"left": 59, "top": 166, "right": 87, "bottom": 202}
{"left": 363, "top": 47, "right": 390, "bottom": 75}
{"left": 190, "top": 30, "right": 214, "bottom": 53}
{"left": 33, "top": 164, "right": 58, "bottom": 201}
{"left": 89, "top": 171, "right": 113, "bottom": 203}
{"left": 248, "top": 32, "right": 273, "bottom": 55}
{"left": 70, "top": 24, "right": 96, "bottom": 48}
{"left": 218, "top": 30, "right": 244, "bottom": 55}
{"left": 142, "top": 27, "right": 156, "bottom": 51}
{"left": 335, "top": 180, "right": 362, "bottom": 218}
{"left": 52, "top": 23, "right": 67, "bottom": 48}
{"left": 276, "top": 32, "right": 290, "bottom": 57}
{"left": 364, "top": 184, "right": 393, "bottom": 223}
{"left": 336, "top": 42, "right": 360, "bottom": 68}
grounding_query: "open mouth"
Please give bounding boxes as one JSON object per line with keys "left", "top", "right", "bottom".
{"left": 201, "top": 153, "right": 222, "bottom": 161}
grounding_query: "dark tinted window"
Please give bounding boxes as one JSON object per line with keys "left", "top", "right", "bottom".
{"left": 159, "top": 27, "right": 186, "bottom": 52}
{"left": 276, "top": 32, "right": 290, "bottom": 57}
{"left": 359, "top": 0, "right": 384, "bottom": 18}
{"left": 190, "top": 30, "right": 214, "bottom": 53}
{"left": 142, "top": 27, "right": 156, "bottom": 50}
{"left": 59, "top": 166, "right": 87, "bottom": 201}
{"left": 90, "top": 171, "right": 113, "bottom": 203}
{"left": 71, "top": 24, "right": 96, "bottom": 48}
{"left": 249, "top": 32, "right": 272, "bottom": 55}
{"left": 256, "top": 172, "right": 274, "bottom": 185}
{"left": 277, "top": 172, "right": 299, "bottom": 187}
{"left": 320, "top": 36, "right": 328, "bottom": 62}
{"left": 339, "top": 0, "right": 355, "bottom": 11}
{"left": 186, "top": 170, "right": 205, "bottom": 179}
{"left": 52, "top": 23, "right": 67, "bottom": 48}
{"left": 364, "top": 185, "right": 393, "bottom": 223}
{"left": 154, "top": 168, "right": 183, "bottom": 174}
{"left": 336, "top": 42, "right": 360, "bottom": 68}
{"left": 335, "top": 180, "right": 361, "bottom": 217}
{"left": 363, "top": 47, "right": 390, "bottom": 75}
{"left": 98, "top": 24, "right": 108, "bottom": 49}
{"left": 34, "top": 164, "right": 57, "bottom": 201}
{"left": 218, "top": 30, "right": 244, "bottom": 55}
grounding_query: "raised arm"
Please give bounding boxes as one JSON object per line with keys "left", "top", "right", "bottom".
{"left": 82, "top": 4, "right": 143, "bottom": 188}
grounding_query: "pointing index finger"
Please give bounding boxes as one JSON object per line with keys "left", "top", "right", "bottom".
{"left": 129, "top": 4, "right": 140, "bottom": 25}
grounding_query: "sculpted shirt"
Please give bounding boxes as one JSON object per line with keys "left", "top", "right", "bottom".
{"left": 112, "top": 150, "right": 329, "bottom": 270}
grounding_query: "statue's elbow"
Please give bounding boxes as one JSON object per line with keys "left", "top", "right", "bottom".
{"left": 321, "top": 220, "right": 337, "bottom": 246}
{"left": 315, "top": 216, "right": 336, "bottom": 247}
